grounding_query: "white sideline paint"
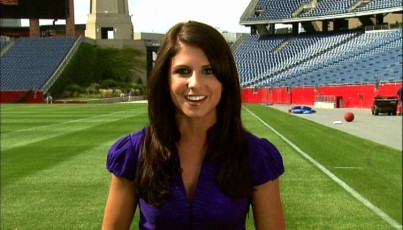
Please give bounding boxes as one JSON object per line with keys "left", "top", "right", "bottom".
{"left": 334, "top": 166, "right": 363, "bottom": 169}
{"left": 243, "top": 106, "right": 402, "bottom": 229}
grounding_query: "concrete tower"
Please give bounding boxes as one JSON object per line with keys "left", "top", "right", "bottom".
{"left": 86, "top": 0, "right": 133, "bottom": 42}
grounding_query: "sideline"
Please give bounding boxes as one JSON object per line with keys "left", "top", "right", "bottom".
{"left": 243, "top": 106, "right": 402, "bottom": 229}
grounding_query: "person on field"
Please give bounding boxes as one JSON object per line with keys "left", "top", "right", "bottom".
{"left": 128, "top": 90, "right": 133, "bottom": 102}
{"left": 102, "top": 21, "right": 285, "bottom": 230}
{"left": 46, "top": 93, "right": 53, "bottom": 104}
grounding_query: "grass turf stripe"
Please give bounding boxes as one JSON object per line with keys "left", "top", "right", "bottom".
{"left": 1, "top": 108, "right": 146, "bottom": 151}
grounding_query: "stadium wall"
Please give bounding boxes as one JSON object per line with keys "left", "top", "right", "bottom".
{"left": 1, "top": 90, "right": 44, "bottom": 103}
{"left": 241, "top": 83, "right": 402, "bottom": 109}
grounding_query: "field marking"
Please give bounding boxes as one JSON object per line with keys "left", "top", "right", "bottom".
{"left": 334, "top": 166, "right": 363, "bottom": 169}
{"left": 243, "top": 106, "right": 402, "bottom": 230}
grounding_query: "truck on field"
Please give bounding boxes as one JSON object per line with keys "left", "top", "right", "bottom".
{"left": 371, "top": 96, "right": 398, "bottom": 115}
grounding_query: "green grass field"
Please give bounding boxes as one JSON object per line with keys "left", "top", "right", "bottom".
{"left": 1, "top": 103, "right": 401, "bottom": 229}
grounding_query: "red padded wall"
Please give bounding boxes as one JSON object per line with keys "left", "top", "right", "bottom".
{"left": 1, "top": 91, "right": 44, "bottom": 103}
{"left": 242, "top": 83, "right": 402, "bottom": 109}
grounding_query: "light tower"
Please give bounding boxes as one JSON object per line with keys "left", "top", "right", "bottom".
{"left": 86, "top": 0, "right": 133, "bottom": 42}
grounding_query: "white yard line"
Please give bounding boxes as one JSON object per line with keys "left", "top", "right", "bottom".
{"left": 334, "top": 166, "right": 363, "bottom": 169}
{"left": 244, "top": 106, "right": 402, "bottom": 229}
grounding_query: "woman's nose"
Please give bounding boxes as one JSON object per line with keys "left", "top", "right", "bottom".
{"left": 188, "top": 71, "right": 201, "bottom": 89}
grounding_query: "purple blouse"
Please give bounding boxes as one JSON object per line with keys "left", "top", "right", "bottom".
{"left": 106, "top": 126, "right": 284, "bottom": 230}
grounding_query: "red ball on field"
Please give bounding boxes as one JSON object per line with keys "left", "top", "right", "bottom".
{"left": 344, "top": 112, "right": 354, "bottom": 122}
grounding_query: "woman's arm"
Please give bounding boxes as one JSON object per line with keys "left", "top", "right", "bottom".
{"left": 251, "top": 178, "right": 286, "bottom": 230}
{"left": 102, "top": 175, "right": 137, "bottom": 230}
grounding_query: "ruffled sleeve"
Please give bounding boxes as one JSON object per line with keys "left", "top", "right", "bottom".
{"left": 106, "top": 128, "right": 146, "bottom": 181}
{"left": 248, "top": 135, "right": 285, "bottom": 186}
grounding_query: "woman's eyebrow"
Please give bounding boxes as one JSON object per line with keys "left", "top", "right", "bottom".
{"left": 171, "top": 64, "right": 188, "bottom": 69}
{"left": 201, "top": 64, "right": 212, "bottom": 68}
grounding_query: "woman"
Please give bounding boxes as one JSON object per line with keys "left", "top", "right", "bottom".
{"left": 102, "top": 21, "right": 285, "bottom": 229}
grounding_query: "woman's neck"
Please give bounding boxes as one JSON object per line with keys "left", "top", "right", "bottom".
{"left": 178, "top": 122, "right": 208, "bottom": 144}
{"left": 176, "top": 114, "right": 216, "bottom": 143}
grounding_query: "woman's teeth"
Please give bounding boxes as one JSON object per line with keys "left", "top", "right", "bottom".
{"left": 185, "top": 95, "right": 206, "bottom": 102}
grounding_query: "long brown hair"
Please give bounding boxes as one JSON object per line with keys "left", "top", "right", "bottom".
{"left": 135, "top": 21, "right": 252, "bottom": 207}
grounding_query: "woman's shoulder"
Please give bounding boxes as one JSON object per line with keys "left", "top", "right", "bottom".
{"left": 106, "top": 127, "right": 148, "bottom": 180}
{"left": 246, "top": 131, "right": 279, "bottom": 153}
{"left": 245, "top": 131, "right": 285, "bottom": 185}
{"left": 111, "top": 127, "right": 147, "bottom": 151}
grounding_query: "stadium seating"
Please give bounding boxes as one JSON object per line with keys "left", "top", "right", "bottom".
{"left": 0, "top": 37, "right": 76, "bottom": 91}
{"left": 353, "top": 0, "right": 403, "bottom": 12}
{"left": 236, "top": 28, "right": 403, "bottom": 87}
{"left": 247, "top": 0, "right": 402, "bottom": 21}
{"left": 300, "top": 0, "right": 357, "bottom": 17}
{"left": 250, "top": 0, "right": 310, "bottom": 20}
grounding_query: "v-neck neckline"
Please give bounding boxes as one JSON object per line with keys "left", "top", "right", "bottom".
{"left": 173, "top": 123, "right": 218, "bottom": 201}
{"left": 174, "top": 145, "right": 207, "bottom": 204}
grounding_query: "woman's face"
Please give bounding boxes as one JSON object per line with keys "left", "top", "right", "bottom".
{"left": 169, "top": 43, "right": 223, "bottom": 123}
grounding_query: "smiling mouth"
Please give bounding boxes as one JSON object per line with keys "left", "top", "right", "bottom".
{"left": 184, "top": 95, "right": 207, "bottom": 102}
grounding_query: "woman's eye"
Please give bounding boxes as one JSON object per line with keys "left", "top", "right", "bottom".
{"left": 203, "top": 68, "right": 214, "bottom": 75}
{"left": 175, "top": 68, "right": 191, "bottom": 75}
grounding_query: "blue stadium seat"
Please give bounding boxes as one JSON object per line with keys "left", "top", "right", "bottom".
{"left": 0, "top": 37, "right": 76, "bottom": 91}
